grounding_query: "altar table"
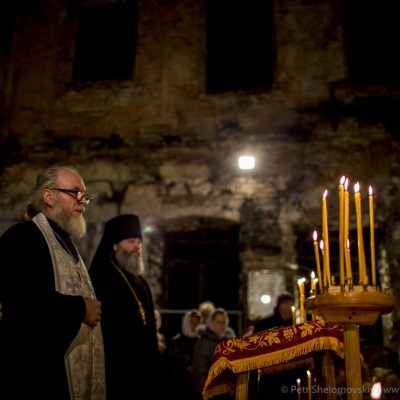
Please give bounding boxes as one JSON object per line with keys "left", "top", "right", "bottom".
{"left": 203, "top": 320, "right": 345, "bottom": 400}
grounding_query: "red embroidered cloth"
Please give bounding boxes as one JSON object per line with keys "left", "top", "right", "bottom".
{"left": 203, "top": 320, "right": 345, "bottom": 399}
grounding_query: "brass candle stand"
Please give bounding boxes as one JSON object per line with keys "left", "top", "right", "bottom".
{"left": 305, "top": 284, "right": 396, "bottom": 400}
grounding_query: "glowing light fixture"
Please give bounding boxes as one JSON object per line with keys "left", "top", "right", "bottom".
{"left": 260, "top": 294, "right": 271, "bottom": 304}
{"left": 238, "top": 155, "right": 255, "bottom": 170}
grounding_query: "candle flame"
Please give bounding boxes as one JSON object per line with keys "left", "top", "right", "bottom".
{"left": 346, "top": 238, "right": 350, "bottom": 249}
{"left": 354, "top": 182, "right": 360, "bottom": 193}
{"left": 313, "top": 230, "right": 317, "bottom": 241}
{"left": 297, "top": 378, "right": 301, "bottom": 384}
{"left": 291, "top": 305, "right": 296, "bottom": 312}
{"left": 369, "top": 185, "right": 373, "bottom": 196}
{"left": 311, "top": 271, "right": 315, "bottom": 279}
{"left": 371, "top": 382, "right": 382, "bottom": 400}
{"left": 323, "top": 189, "right": 328, "bottom": 198}
{"left": 297, "top": 277, "right": 306, "bottom": 285}
{"left": 340, "top": 176, "right": 346, "bottom": 185}
{"left": 344, "top": 177, "right": 349, "bottom": 190}
{"left": 306, "top": 370, "right": 311, "bottom": 377}
{"left": 320, "top": 240, "right": 324, "bottom": 250}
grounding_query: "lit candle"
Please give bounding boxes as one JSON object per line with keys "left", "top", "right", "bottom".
{"left": 297, "top": 378, "right": 301, "bottom": 400}
{"left": 339, "top": 176, "right": 346, "bottom": 285}
{"left": 297, "top": 278, "right": 306, "bottom": 322}
{"left": 345, "top": 239, "right": 352, "bottom": 283}
{"left": 298, "top": 277, "right": 305, "bottom": 297}
{"left": 322, "top": 190, "right": 331, "bottom": 286}
{"left": 320, "top": 240, "right": 326, "bottom": 288}
{"left": 371, "top": 382, "right": 382, "bottom": 400}
{"left": 354, "top": 182, "right": 367, "bottom": 285}
{"left": 344, "top": 178, "right": 352, "bottom": 280}
{"left": 307, "top": 370, "right": 312, "bottom": 400}
{"left": 369, "top": 186, "right": 376, "bottom": 287}
{"left": 312, "top": 230, "right": 323, "bottom": 292}
{"left": 291, "top": 305, "right": 296, "bottom": 326}
{"left": 310, "top": 271, "right": 317, "bottom": 292}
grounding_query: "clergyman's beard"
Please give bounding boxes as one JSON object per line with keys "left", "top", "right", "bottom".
{"left": 51, "top": 203, "right": 87, "bottom": 238}
{"left": 115, "top": 247, "right": 145, "bottom": 276}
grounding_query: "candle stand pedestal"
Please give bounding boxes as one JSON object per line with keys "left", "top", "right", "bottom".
{"left": 305, "top": 287, "right": 395, "bottom": 400}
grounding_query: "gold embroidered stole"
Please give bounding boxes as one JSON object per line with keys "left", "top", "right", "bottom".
{"left": 33, "top": 213, "right": 106, "bottom": 400}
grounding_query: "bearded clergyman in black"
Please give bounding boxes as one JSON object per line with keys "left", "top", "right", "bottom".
{"left": 0, "top": 166, "right": 105, "bottom": 400}
{"left": 89, "top": 214, "right": 162, "bottom": 399}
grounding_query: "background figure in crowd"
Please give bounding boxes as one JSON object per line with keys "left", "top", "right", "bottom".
{"left": 251, "top": 292, "right": 296, "bottom": 400}
{"left": 167, "top": 308, "right": 202, "bottom": 400}
{"left": 192, "top": 307, "right": 236, "bottom": 399}
{"left": 89, "top": 214, "right": 162, "bottom": 399}
{"left": 0, "top": 165, "right": 105, "bottom": 399}
{"left": 155, "top": 309, "right": 167, "bottom": 355}
{"left": 197, "top": 300, "right": 237, "bottom": 338}
{"left": 198, "top": 300, "right": 215, "bottom": 326}
{"left": 253, "top": 292, "right": 295, "bottom": 333}
{"left": 242, "top": 318, "right": 256, "bottom": 337}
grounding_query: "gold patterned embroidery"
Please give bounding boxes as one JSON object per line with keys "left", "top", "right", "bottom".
{"left": 216, "top": 320, "right": 334, "bottom": 356}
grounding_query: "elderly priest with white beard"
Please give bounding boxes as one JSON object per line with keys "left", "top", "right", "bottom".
{"left": 0, "top": 165, "right": 105, "bottom": 400}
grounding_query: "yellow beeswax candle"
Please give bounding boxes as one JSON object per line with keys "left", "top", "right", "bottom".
{"left": 369, "top": 186, "right": 376, "bottom": 287}
{"left": 298, "top": 277, "right": 305, "bottom": 296}
{"left": 339, "top": 176, "right": 346, "bottom": 285}
{"left": 297, "top": 277, "right": 306, "bottom": 322}
{"left": 310, "top": 271, "right": 317, "bottom": 292}
{"left": 307, "top": 370, "right": 312, "bottom": 400}
{"left": 345, "top": 239, "right": 352, "bottom": 283}
{"left": 344, "top": 178, "right": 352, "bottom": 280}
{"left": 320, "top": 240, "right": 327, "bottom": 287}
{"left": 322, "top": 190, "right": 331, "bottom": 286}
{"left": 354, "top": 182, "right": 367, "bottom": 285}
{"left": 313, "top": 230, "right": 323, "bottom": 292}
{"left": 297, "top": 378, "right": 301, "bottom": 400}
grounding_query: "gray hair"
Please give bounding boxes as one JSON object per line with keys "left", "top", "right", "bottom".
{"left": 27, "top": 165, "right": 81, "bottom": 218}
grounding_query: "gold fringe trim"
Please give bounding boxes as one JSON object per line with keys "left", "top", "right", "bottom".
{"left": 203, "top": 336, "right": 344, "bottom": 397}
{"left": 203, "top": 383, "right": 234, "bottom": 400}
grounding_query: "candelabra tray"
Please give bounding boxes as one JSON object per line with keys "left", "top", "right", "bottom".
{"left": 305, "top": 287, "right": 396, "bottom": 325}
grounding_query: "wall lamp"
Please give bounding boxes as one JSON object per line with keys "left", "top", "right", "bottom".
{"left": 238, "top": 155, "right": 256, "bottom": 170}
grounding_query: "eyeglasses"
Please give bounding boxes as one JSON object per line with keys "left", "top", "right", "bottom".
{"left": 49, "top": 188, "right": 94, "bottom": 205}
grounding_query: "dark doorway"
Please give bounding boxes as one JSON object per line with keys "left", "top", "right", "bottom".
{"left": 160, "top": 217, "right": 242, "bottom": 338}
{"left": 73, "top": 0, "right": 138, "bottom": 82}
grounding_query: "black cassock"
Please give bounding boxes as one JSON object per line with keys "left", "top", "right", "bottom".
{"left": 89, "top": 257, "right": 163, "bottom": 399}
{"left": 0, "top": 220, "right": 85, "bottom": 400}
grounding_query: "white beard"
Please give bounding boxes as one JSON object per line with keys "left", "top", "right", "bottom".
{"left": 115, "top": 247, "right": 145, "bottom": 276}
{"left": 50, "top": 203, "right": 87, "bottom": 238}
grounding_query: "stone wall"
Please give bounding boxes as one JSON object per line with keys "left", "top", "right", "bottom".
{"left": 1, "top": 0, "right": 400, "bottom": 342}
